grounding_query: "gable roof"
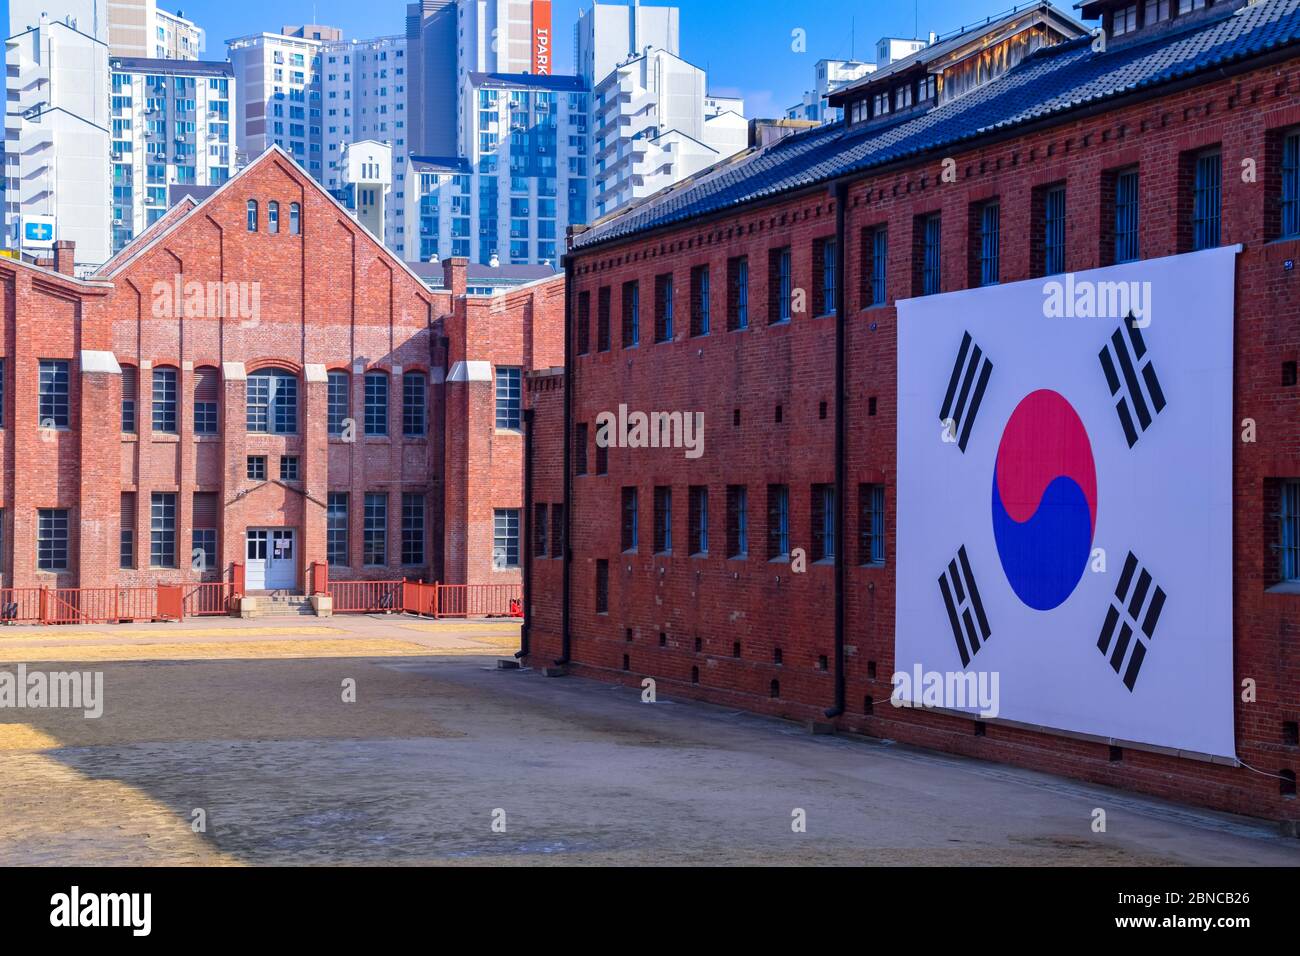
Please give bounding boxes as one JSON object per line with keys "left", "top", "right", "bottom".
{"left": 94, "top": 196, "right": 197, "bottom": 277}
{"left": 573, "top": 0, "right": 1300, "bottom": 252}
{"left": 97, "top": 145, "right": 436, "bottom": 296}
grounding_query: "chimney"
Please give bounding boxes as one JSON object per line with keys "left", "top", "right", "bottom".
{"left": 53, "top": 240, "right": 75, "bottom": 276}
{"left": 442, "top": 256, "right": 468, "bottom": 296}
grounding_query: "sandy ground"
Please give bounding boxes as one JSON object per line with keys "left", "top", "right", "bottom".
{"left": 0, "top": 614, "right": 1297, "bottom": 866}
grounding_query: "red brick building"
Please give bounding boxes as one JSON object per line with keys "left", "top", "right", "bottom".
{"left": 0, "top": 146, "right": 562, "bottom": 597}
{"left": 530, "top": 0, "right": 1300, "bottom": 822}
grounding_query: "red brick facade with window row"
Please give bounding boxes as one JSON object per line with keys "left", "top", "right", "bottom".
{"left": 527, "top": 39, "right": 1300, "bottom": 820}
{"left": 0, "top": 147, "right": 563, "bottom": 594}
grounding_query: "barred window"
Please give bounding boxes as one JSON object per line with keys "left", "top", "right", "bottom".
{"left": 493, "top": 508, "right": 520, "bottom": 569}
{"left": 364, "top": 372, "right": 388, "bottom": 436}
{"left": 150, "top": 492, "right": 177, "bottom": 568}
{"left": 621, "top": 487, "right": 638, "bottom": 552}
{"left": 1115, "top": 169, "right": 1140, "bottom": 263}
{"left": 859, "top": 483, "right": 886, "bottom": 566}
{"left": 576, "top": 290, "right": 590, "bottom": 356}
{"left": 595, "top": 559, "right": 609, "bottom": 614}
{"left": 653, "top": 486, "right": 672, "bottom": 554}
{"left": 495, "top": 366, "right": 521, "bottom": 429}
{"left": 767, "top": 484, "right": 789, "bottom": 560}
{"left": 979, "top": 202, "right": 1000, "bottom": 287}
{"left": 622, "top": 280, "right": 640, "bottom": 347}
{"left": 690, "top": 266, "right": 710, "bottom": 336}
{"left": 327, "top": 492, "right": 349, "bottom": 567}
{"left": 728, "top": 256, "right": 749, "bottom": 330}
{"left": 327, "top": 371, "right": 349, "bottom": 436}
{"left": 654, "top": 274, "right": 674, "bottom": 342}
{"left": 597, "top": 286, "right": 612, "bottom": 351}
{"left": 403, "top": 371, "right": 427, "bottom": 437}
{"left": 862, "top": 226, "right": 887, "bottom": 308}
{"left": 246, "top": 368, "right": 297, "bottom": 434}
{"left": 921, "top": 214, "right": 941, "bottom": 296}
{"left": 37, "top": 508, "right": 69, "bottom": 571}
{"left": 1044, "top": 185, "right": 1067, "bottom": 275}
{"left": 363, "top": 493, "right": 387, "bottom": 566}
{"left": 402, "top": 493, "right": 425, "bottom": 565}
{"left": 689, "top": 485, "right": 708, "bottom": 555}
{"left": 1283, "top": 131, "right": 1300, "bottom": 239}
{"left": 769, "top": 247, "right": 792, "bottom": 323}
{"left": 1192, "top": 150, "right": 1221, "bottom": 251}
{"left": 38, "top": 359, "right": 70, "bottom": 429}
{"left": 727, "top": 485, "right": 748, "bottom": 559}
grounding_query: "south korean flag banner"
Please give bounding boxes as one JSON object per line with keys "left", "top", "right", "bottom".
{"left": 895, "top": 246, "right": 1239, "bottom": 759}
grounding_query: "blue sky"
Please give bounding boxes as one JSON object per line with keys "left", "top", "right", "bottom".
{"left": 5, "top": 0, "right": 1069, "bottom": 115}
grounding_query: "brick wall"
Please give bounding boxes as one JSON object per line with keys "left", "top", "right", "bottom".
{"left": 531, "top": 57, "right": 1300, "bottom": 821}
{"left": 0, "top": 148, "right": 565, "bottom": 594}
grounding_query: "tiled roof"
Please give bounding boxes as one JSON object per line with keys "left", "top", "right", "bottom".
{"left": 573, "top": 0, "right": 1300, "bottom": 251}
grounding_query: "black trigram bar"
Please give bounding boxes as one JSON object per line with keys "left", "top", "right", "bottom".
{"left": 1099, "top": 320, "right": 1166, "bottom": 448}
{"left": 939, "top": 545, "right": 992, "bottom": 668}
{"left": 1097, "top": 551, "right": 1166, "bottom": 691}
{"left": 940, "top": 331, "right": 994, "bottom": 453}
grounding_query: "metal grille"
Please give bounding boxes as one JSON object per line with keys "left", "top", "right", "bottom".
{"left": 1044, "top": 186, "right": 1066, "bottom": 275}
{"left": 922, "top": 215, "right": 942, "bottom": 295}
{"left": 980, "top": 203, "right": 1000, "bottom": 286}
{"left": 1281, "top": 481, "right": 1300, "bottom": 582}
{"left": 1192, "top": 151, "right": 1221, "bottom": 251}
{"left": 1283, "top": 132, "right": 1300, "bottom": 239}
{"left": 1115, "top": 169, "right": 1140, "bottom": 263}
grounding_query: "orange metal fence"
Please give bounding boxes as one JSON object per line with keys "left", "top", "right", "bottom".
{"left": 328, "top": 580, "right": 403, "bottom": 614}
{"left": 0, "top": 587, "right": 164, "bottom": 625}
{"left": 430, "top": 583, "right": 521, "bottom": 618}
{"left": 183, "top": 582, "right": 236, "bottom": 617}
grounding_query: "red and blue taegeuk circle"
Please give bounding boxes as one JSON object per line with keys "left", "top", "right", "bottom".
{"left": 991, "top": 390, "right": 1097, "bottom": 611}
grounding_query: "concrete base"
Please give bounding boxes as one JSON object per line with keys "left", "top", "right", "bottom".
{"left": 497, "top": 658, "right": 521, "bottom": 670}
{"left": 310, "top": 595, "right": 333, "bottom": 617}
{"left": 238, "top": 597, "right": 260, "bottom": 620}
{"left": 541, "top": 666, "right": 568, "bottom": 678}
{"left": 807, "top": 720, "right": 836, "bottom": 736}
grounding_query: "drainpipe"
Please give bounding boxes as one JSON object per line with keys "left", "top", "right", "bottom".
{"left": 518, "top": 407, "right": 534, "bottom": 658}
{"left": 825, "top": 179, "right": 849, "bottom": 719}
{"left": 559, "top": 254, "right": 575, "bottom": 666}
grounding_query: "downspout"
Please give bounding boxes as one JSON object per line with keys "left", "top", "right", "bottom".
{"left": 825, "top": 179, "right": 849, "bottom": 719}
{"left": 559, "top": 254, "right": 575, "bottom": 665}
{"left": 518, "top": 406, "right": 534, "bottom": 658}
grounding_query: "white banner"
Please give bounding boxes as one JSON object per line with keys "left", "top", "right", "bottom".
{"left": 896, "top": 247, "right": 1237, "bottom": 758}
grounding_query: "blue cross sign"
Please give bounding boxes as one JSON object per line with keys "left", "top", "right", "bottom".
{"left": 23, "top": 220, "right": 53, "bottom": 243}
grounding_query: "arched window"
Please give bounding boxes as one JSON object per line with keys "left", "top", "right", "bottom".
{"left": 193, "top": 365, "right": 219, "bottom": 434}
{"left": 327, "top": 369, "right": 349, "bottom": 436}
{"left": 289, "top": 203, "right": 301, "bottom": 235}
{"left": 402, "top": 371, "right": 426, "bottom": 437}
{"left": 268, "top": 201, "right": 280, "bottom": 234}
{"left": 246, "top": 200, "right": 258, "bottom": 232}
{"left": 152, "top": 366, "right": 178, "bottom": 433}
{"left": 246, "top": 368, "right": 298, "bottom": 434}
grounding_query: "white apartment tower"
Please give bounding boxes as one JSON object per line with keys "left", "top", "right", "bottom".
{"left": 227, "top": 28, "right": 332, "bottom": 176}
{"left": 108, "top": 56, "right": 235, "bottom": 252}
{"left": 590, "top": 47, "right": 746, "bottom": 220}
{"left": 4, "top": 12, "right": 112, "bottom": 266}
{"left": 786, "top": 59, "right": 876, "bottom": 124}
{"left": 574, "top": 0, "right": 680, "bottom": 85}
{"left": 320, "top": 35, "right": 407, "bottom": 192}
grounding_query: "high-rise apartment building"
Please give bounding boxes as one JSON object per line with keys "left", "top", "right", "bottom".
{"left": 227, "top": 29, "right": 329, "bottom": 176}
{"left": 574, "top": 0, "right": 680, "bottom": 84}
{"left": 590, "top": 47, "right": 746, "bottom": 220}
{"left": 399, "top": 72, "right": 586, "bottom": 266}
{"left": 4, "top": 13, "right": 112, "bottom": 267}
{"left": 108, "top": 56, "right": 235, "bottom": 252}
{"left": 320, "top": 35, "right": 407, "bottom": 191}
{"left": 106, "top": 0, "right": 203, "bottom": 59}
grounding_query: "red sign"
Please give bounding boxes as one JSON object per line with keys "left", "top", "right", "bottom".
{"left": 532, "top": 0, "right": 552, "bottom": 75}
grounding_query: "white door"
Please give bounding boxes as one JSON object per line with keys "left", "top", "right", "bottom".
{"left": 246, "top": 530, "right": 268, "bottom": 590}
{"left": 246, "top": 529, "right": 296, "bottom": 591}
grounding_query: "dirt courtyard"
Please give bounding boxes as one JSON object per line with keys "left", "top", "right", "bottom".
{"left": 0, "top": 615, "right": 1296, "bottom": 866}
